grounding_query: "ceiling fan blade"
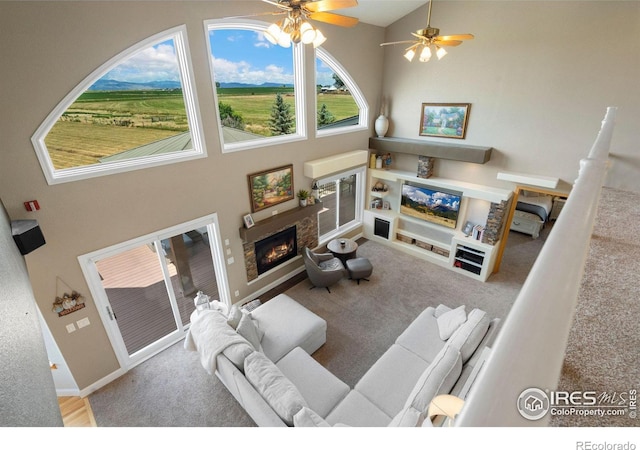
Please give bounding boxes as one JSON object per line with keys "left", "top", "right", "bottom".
{"left": 380, "top": 40, "right": 418, "bottom": 47}
{"left": 304, "top": 0, "right": 358, "bottom": 13}
{"left": 438, "top": 34, "right": 474, "bottom": 41}
{"left": 434, "top": 39, "right": 462, "bottom": 47}
{"left": 262, "top": 0, "right": 291, "bottom": 10}
{"left": 308, "top": 11, "right": 359, "bottom": 27}
{"left": 224, "top": 11, "right": 287, "bottom": 20}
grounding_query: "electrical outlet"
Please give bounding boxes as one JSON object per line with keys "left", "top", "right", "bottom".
{"left": 224, "top": 239, "right": 230, "bottom": 246}
{"left": 77, "top": 317, "right": 90, "bottom": 328}
{"left": 227, "top": 256, "right": 234, "bottom": 265}
{"left": 66, "top": 323, "right": 76, "bottom": 333}
{"left": 234, "top": 290, "right": 240, "bottom": 297}
{"left": 272, "top": 210, "right": 278, "bottom": 216}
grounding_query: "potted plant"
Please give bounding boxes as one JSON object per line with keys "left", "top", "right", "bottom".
{"left": 297, "top": 189, "right": 309, "bottom": 207}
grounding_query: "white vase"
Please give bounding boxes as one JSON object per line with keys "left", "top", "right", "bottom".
{"left": 375, "top": 114, "right": 389, "bottom": 137}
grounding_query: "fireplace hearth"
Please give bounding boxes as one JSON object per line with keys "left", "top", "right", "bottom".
{"left": 255, "top": 226, "right": 297, "bottom": 276}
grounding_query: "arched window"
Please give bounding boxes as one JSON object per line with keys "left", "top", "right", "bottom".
{"left": 32, "top": 25, "right": 205, "bottom": 185}
{"left": 206, "top": 20, "right": 306, "bottom": 153}
{"left": 315, "top": 47, "right": 369, "bottom": 137}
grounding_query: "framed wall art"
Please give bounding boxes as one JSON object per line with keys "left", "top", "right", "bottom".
{"left": 248, "top": 164, "right": 294, "bottom": 213}
{"left": 419, "top": 103, "right": 471, "bottom": 139}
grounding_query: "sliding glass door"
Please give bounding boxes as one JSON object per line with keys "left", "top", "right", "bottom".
{"left": 80, "top": 214, "right": 230, "bottom": 369}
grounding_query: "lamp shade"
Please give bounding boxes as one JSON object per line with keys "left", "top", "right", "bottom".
{"left": 300, "top": 21, "right": 316, "bottom": 44}
{"left": 428, "top": 394, "right": 464, "bottom": 425}
{"left": 419, "top": 45, "right": 432, "bottom": 62}
{"left": 404, "top": 48, "right": 416, "bottom": 62}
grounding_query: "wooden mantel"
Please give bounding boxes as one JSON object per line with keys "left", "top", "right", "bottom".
{"left": 369, "top": 136, "right": 493, "bottom": 164}
{"left": 239, "top": 202, "right": 323, "bottom": 243}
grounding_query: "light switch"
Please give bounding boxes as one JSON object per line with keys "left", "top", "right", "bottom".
{"left": 224, "top": 239, "right": 230, "bottom": 246}
{"left": 66, "top": 323, "right": 76, "bottom": 333}
{"left": 226, "top": 248, "right": 231, "bottom": 255}
{"left": 77, "top": 317, "right": 90, "bottom": 329}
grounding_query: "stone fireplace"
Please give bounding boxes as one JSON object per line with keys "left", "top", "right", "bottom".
{"left": 241, "top": 203, "right": 322, "bottom": 282}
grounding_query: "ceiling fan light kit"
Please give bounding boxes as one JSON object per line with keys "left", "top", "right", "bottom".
{"left": 382, "top": 0, "right": 474, "bottom": 62}
{"left": 260, "top": 0, "right": 358, "bottom": 48}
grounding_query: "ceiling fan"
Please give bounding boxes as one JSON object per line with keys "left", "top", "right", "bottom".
{"left": 380, "top": 0, "right": 474, "bottom": 62}
{"left": 254, "top": 0, "right": 360, "bottom": 48}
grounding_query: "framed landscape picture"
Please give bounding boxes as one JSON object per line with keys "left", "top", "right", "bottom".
{"left": 248, "top": 164, "right": 294, "bottom": 213}
{"left": 419, "top": 103, "right": 471, "bottom": 139}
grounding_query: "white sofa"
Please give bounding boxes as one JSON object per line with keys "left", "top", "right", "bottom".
{"left": 185, "top": 293, "right": 500, "bottom": 427}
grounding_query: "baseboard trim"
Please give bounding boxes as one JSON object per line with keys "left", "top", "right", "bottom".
{"left": 79, "top": 367, "right": 127, "bottom": 398}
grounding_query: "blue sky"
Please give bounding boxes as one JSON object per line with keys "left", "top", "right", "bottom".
{"left": 100, "top": 30, "right": 336, "bottom": 86}
{"left": 209, "top": 29, "right": 335, "bottom": 86}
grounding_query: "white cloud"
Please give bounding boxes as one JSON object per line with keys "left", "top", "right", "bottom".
{"left": 210, "top": 56, "right": 294, "bottom": 85}
{"left": 105, "top": 42, "right": 181, "bottom": 82}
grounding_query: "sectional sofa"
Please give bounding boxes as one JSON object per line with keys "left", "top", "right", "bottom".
{"left": 184, "top": 293, "right": 500, "bottom": 427}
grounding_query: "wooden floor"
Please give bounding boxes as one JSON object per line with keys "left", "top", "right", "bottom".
{"left": 58, "top": 396, "right": 96, "bottom": 427}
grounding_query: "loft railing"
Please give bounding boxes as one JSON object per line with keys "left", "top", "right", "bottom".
{"left": 456, "top": 107, "right": 617, "bottom": 426}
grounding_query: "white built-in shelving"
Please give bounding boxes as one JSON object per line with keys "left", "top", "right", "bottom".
{"left": 363, "top": 168, "right": 512, "bottom": 282}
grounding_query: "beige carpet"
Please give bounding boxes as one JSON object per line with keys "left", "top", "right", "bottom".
{"left": 551, "top": 187, "right": 640, "bottom": 426}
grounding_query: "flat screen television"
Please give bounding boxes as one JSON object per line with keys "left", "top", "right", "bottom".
{"left": 400, "top": 182, "right": 462, "bottom": 229}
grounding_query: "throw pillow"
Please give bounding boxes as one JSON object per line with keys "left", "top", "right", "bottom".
{"left": 222, "top": 342, "right": 255, "bottom": 371}
{"left": 405, "top": 345, "right": 462, "bottom": 413}
{"left": 227, "top": 304, "right": 242, "bottom": 329}
{"left": 434, "top": 304, "right": 452, "bottom": 318}
{"left": 448, "top": 308, "right": 491, "bottom": 363}
{"left": 437, "top": 305, "right": 467, "bottom": 340}
{"left": 244, "top": 351, "right": 309, "bottom": 426}
{"left": 251, "top": 315, "right": 265, "bottom": 341}
{"left": 236, "top": 312, "right": 263, "bottom": 352}
{"left": 293, "top": 407, "right": 330, "bottom": 427}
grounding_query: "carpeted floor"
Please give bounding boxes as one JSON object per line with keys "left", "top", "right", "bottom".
{"left": 550, "top": 187, "right": 640, "bottom": 427}
{"left": 88, "top": 223, "right": 549, "bottom": 427}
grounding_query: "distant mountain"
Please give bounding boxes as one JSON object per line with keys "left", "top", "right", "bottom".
{"left": 219, "top": 82, "right": 294, "bottom": 88}
{"left": 89, "top": 79, "right": 182, "bottom": 91}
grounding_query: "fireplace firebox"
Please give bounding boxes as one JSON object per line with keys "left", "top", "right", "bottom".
{"left": 255, "top": 226, "right": 297, "bottom": 276}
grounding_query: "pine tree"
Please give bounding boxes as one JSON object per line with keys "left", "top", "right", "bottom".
{"left": 268, "top": 93, "right": 294, "bottom": 136}
{"left": 318, "top": 103, "right": 335, "bottom": 126}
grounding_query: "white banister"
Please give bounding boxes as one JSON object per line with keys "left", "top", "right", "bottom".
{"left": 456, "top": 107, "right": 617, "bottom": 426}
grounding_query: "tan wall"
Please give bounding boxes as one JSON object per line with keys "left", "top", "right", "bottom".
{"left": 1, "top": 0, "right": 638, "bottom": 393}
{"left": 380, "top": 1, "right": 640, "bottom": 191}
{"left": 0, "top": 1, "right": 384, "bottom": 390}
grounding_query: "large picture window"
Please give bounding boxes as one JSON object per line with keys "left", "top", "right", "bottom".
{"left": 32, "top": 25, "right": 205, "bottom": 185}
{"left": 206, "top": 21, "right": 306, "bottom": 153}
{"left": 315, "top": 48, "right": 368, "bottom": 137}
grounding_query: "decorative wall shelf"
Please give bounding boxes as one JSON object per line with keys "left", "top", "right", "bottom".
{"left": 239, "top": 202, "right": 323, "bottom": 243}
{"left": 369, "top": 136, "right": 493, "bottom": 164}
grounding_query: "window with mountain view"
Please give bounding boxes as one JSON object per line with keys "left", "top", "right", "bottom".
{"left": 206, "top": 23, "right": 306, "bottom": 152}
{"left": 315, "top": 48, "right": 368, "bottom": 136}
{"left": 32, "top": 26, "right": 205, "bottom": 184}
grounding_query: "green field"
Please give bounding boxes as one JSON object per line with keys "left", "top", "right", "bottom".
{"left": 46, "top": 87, "right": 359, "bottom": 169}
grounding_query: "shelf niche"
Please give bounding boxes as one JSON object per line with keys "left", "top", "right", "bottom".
{"left": 369, "top": 136, "right": 493, "bottom": 164}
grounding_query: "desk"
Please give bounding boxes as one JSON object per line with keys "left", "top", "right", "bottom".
{"left": 327, "top": 238, "right": 358, "bottom": 264}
